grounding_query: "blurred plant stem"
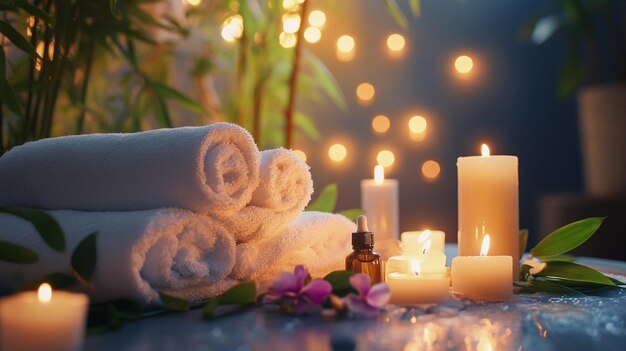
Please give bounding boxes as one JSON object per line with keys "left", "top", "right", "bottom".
{"left": 284, "top": 0, "right": 308, "bottom": 149}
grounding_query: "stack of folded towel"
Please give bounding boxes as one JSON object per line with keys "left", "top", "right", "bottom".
{"left": 0, "top": 123, "right": 354, "bottom": 305}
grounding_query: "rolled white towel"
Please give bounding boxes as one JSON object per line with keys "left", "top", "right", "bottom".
{"left": 223, "top": 148, "right": 314, "bottom": 243}
{"left": 0, "top": 123, "right": 260, "bottom": 213}
{"left": 230, "top": 211, "right": 354, "bottom": 282}
{"left": 0, "top": 209, "right": 237, "bottom": 304}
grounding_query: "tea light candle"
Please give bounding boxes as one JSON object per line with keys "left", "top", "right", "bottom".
{"left": 401, "top": 229, "right": 445, "bottom": 254}
{"left": 0, "top": 283, "right": 89, "bottom": 351}
{"left": 451, "top": 235, "right": 513, "bottom": 301}
{"left": 386, "top": 259, "right": 450, "bottom": 305}
{"left": 457, "top": 144, "right": 519, "bottom": 279}
{"left": 361, "top": 165, "right": 399, "bottom": 242}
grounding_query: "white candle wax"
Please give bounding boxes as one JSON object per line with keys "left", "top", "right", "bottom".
{"left": 387, "top": 272, "right": 450, "bottom": 305}
{"left": 361, "top": 165, "right": 399, "bottom": 243}
{"left": 451, "top": 255, "right": 512, "bottom": 301}
{"left": 457, "top": 144, "right": 519, "bottom": 279}
{"left": 0, "top": 284, "right": 89, "bottom": 351}
{"left": 401, "top": 230, "right": 445, "bottom": 254}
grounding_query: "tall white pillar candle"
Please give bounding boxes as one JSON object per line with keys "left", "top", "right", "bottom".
{"left": 361, "top": 165, "right": 399, "bottom": 243}
{"left": 457, "top": 144, "right": 519, "bottom": 279}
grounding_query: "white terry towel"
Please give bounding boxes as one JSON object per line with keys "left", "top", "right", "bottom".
{"left": 224, "top": 148, "right": 314, "bottom": 243}
{"left": 0, "top": 209, "right": 237, "bottom": 304}
{"left": 230, "top": 211, "right": 354, "bottom": 282}
{"left": 0, "top": 123, "right": 260, "bottom": 213}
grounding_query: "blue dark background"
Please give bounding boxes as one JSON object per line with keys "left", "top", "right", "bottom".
{"left": 296, "top": 0, "right": 583, "bottom": 246}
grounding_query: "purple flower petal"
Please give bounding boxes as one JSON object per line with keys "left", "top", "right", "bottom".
{"left": 300, "top": 279, "right": 332, "bottom": 304}
{"left": 349, "top": 273, "right": 371, "bottom": 297}
{"left": 343, "top": 294, "right": 380, "bottom": 318}
{"left": 293, "top": 265, "right": 310, "bottom": 289}
{"left": 365, "top": 283, "right": 391, "bottom": 308}
{"left": 269, "top": 271, "right": 299, "bottom": 295}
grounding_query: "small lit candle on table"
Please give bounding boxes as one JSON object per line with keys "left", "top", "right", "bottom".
{"left": 0, "top": 283, "right": 89, "bottom": 351}
{"left": 451, "top": 234, "right": 513, "bottom": 301}
{"left": 386, "top": 230, "right": 449, "bottom": 305}
{"left": 361, "top": 165, "right": 399, "bottom": 243}
{"left": 457, "top": 144, "right": 519, "bottom": 279}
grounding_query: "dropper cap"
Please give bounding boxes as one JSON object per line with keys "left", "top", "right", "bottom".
{"left": 352, "top": 215, "right": 374, "bottom": 248}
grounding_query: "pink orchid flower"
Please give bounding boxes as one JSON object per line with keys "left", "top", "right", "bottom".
{"left": 263, "top": 265, "right": 332, "bottom": 313}
{"left": 343, "top": 273, "right": 391, "bottom": 317}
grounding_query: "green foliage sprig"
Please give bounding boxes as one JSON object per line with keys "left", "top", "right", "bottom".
{"left": 305, "top": 183, "right": 364, "bottom": 221}
{"left": 518, "top": 217, "right": 625, "bottom": 295}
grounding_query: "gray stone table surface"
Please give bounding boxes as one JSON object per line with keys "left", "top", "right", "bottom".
{"left": 84, "top": 245, "right": 626, "bottom": 351}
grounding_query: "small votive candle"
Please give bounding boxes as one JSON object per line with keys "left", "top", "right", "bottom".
{"left": 386, "top": 260, "right": 450, "bottom": 305}
{"left": 0, "top": 284, "right": 89, "bottom": 351}
{"left": 451, "top": 235, "right": 513, "bottom": 301}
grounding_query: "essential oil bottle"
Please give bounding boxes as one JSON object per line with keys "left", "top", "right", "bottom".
{"left": 345, "top": 215, "right": 382, "bottom": 283}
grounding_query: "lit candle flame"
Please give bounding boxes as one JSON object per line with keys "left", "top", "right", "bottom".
{"left": 411, "top": 259, "right": 420, "bottom": 276}
{"left": 374, "top": 164, "right": 384, "bottom": 184}
{"left": 476, "top": 336, "right": 494, "bottom": 351}
{"left": 422, "top": 239, "right": 432, "bottom": 255}
{"left": 418, "top": 229, "right": 431, "bottom": 243}
{"left": 481, "top": 144, "right": 490, "bottom": 157}
{"left": 480, "top": 234, "right": 490, "bottom": 256}
{"left": 38, "top": 283, "right": 52, "bottom": 303}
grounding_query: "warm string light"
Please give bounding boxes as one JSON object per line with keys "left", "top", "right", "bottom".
{"left": 422, "top": 160, "right": 441, "bottom": 180}
{"left": 328, "top": 143, "right": 347, "bottom": 162}
{"left": 376, "top": 149, "right": 395, "bottom": 168}
{"left": 303, "top": 27, "right": 321, "bottom": 43}
{"left": 308, "top": 10, "right": 326, "bottom": 27}
{"left": 279, "top": 32, "right": 297, "bottom": 48}
{"left": 372, "top": 115, "right": 390, "bottom": 134}
{"left": 336, "top": 35, "right": 355, "bottom": 61}
{"left": 221, "top": 15, "right": 244, "bottom": 43}
{"left": 386, "top": 33, "right": 406, "bottom": 57}
{"left": 455, "top": 55, "right": 474, "bottom": 74}
{"left": 356, "top": 82, "right": 375, "bottom": 104}
{"left": 408, "top": 115, "right": 427, "bottom": 134}
{"left": 282, "top": 13, "right": 301, "bottom": 34}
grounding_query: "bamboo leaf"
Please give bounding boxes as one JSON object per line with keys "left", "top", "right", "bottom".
{"left": 535, "top": 261, "right": 615, "bottom": 287}
{"left": 408, "top": 0, "right": 421, "bottom": 17}
{"left": 305, "top": 183, "right": 337, "bottom": 213}
{"left": 15, "top": 0, "right": 53, "bottom": 22}
{"left": 519, "top": 229, "right": 528, "bottom": 258}
{"left": 304, "top": 51, "right": 346, "bottom": 110}
{"left": 337, "top": 209, "right": 365, "bottom": 221}
{"left": 527, "top": 278, "right": 586, "bottom": 296}
{"left": 0, "top": 48, "right": 24, "bottom": 115}
{"left": 152, "top": 94, "right": 173, "bottom": 128}
{"left": 294, "top": 112, "right": 320, "bottom": 140}
{"left": 0, "top": 20, "right": 39, "bottom": 59}
{"left": 159, "top": 291, "right": 190, "bottom": 311}
{"left": 150, "top": 80, "right": 205, "bottom": 114}
{"left": 384, "top": 0, "right": 408, "bottom": 29}
{"left": 0, "top": 208, "right": 65, "bottom": 252}
{"left": 539, "top": 254, "right": 576, "bottom": 262}
{"left": 0, "top": 241, "right": 38, "bottom": 263}
{"left": 218, "top": 282, "right": 256, "bottom": 305}
{"left": 71, "top": 232, "right": 98, "bottom": 282}
{"left": 531, "top": 217, "right": 604, "bottom": 257}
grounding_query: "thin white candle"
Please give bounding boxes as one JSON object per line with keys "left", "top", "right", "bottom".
{"left": 360, "top": 165, "right": 399, "bottom": 244}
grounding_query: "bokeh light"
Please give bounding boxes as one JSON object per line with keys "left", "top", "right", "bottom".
{"left": 386, "top": 33, "right": 405, "bottom": 52}
{"left": 422, "top": 160, "right": 441, "bottom": 180}
{"left": 293, "top": 149, "right": 307, "bottom": 162}
{"left": 282, "top": 0, "right": 299, "bottom": 11}
{"left": 304, "top": 27, "right": 321, "bottom": 43}
{"left": 372, "top": 115, "right": 391, "bottom": 134}
{"left": 282, "top": 13, "right": 301, "bottom": 34}
{"left": 185, "top": 0, "right": 202, "bottom": 6}
{"left": 279, "top": 32, "right": 297, "bottom": 48}
{"left": 221, "top": 15, "right": 244, "bottom": 43}
{"left": 308, "top": 10, "right": 326, "bottom": 27}
{"left": 376, "top": 150, "right": 395, "bottom": 168}
{"left": 356, "top": 83, "right": 375, "bottom": 104}
{"left": 455, "top": 55, "right": 473, "bottom": 74}
{"left": 408, "top": 115, "right": 427, "bottom": 134}
{"left": 329, "top": 144, "right": 347, "bottom": 162}
{"left": 337, "top": 35, "right": 355, "bottom": 52}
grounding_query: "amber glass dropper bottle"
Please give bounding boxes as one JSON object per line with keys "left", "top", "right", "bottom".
{"left": 345, "top": 215, "right": 382, "bottom": 283}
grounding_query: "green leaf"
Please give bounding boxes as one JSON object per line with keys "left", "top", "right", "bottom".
{"left": 304, "top": 51, "right": 347, "bottom": 110}
{"left": 87, "top": 303, "right": 121, "bottom": 335}
{"left": 0, "top": 208, "right": 66, "bottom": 252}
{"left": 218, "top": 282, "right": 256, "bottom": 304}
{"left": 531, "top": 217, "right": 605, "bottom": 257}
{"left": 159, "top": 291, "right": 190, "bottom": 311}
{"left": 71, "top": 232, "right": 98, "bottom": 282}
{"left": 408, "top": 0, "right": 421, "bottom": 17}
{"left": 323, "top": 270, "right": 356, "bottom": 297}
{"left": 539, "top": 254, "right": 576, "bottom": 262}
{"left": 294, "top": 112, "right": 320, "bottom": 140}
{"left": 519, "top": 229, "right": 528, "bottom": 258}
{"left": 305, "top": 183, "right": 337, "bottom": 213}
{"left": 0, "top": 241, "right": 38, "bottom": 263}
{"left": 110, "top": 299, "right": 143, "bottom": 319}
{"left": 557, "top": 34, "right": 584, "bottom": 97}
{"left": 384, "top": 0, "right": 408, "bottom": 29}
{"left": 32, "top": 272, "right": 77, "bottom": 289}
{"left": 0, "top": 20, "right": 39, "bottom": 59}
{"left": 520, "top": 263, "right": 532, "bottom": 281}
{"left": 152, "top": 94, "right": 173, "bottom": 128}
{"left": 110, "top": 0, "right": 118, "bottom": 13}
{"left": 150, "top": 80, "right": 205, "bottom": 114}
{"left": 535, "top": 261, "right": 615, "bottom": 287}
{"left": 0, "top": 48, "right": 24, "bottom": 115}
{"left": 337, "top": 209, "right": 365, "bottom": 221}
{"left": 202, "top": 299, "right": 220, "bottom": 319}
{"left": 15, "top": 0, "right": 53, "bottom": 22}
{"left": 527, "top": 278, "right": 586, "bottom": 296}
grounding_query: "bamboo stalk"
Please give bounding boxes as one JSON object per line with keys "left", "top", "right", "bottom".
{"left": 284, "top": 0, "right": 309, "bottom": 149}
{"left": 235, "top": 31, "right": 248, "bottom": 127}
{"left": 76, "top": 37, "right": 94, "bottom": 134}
